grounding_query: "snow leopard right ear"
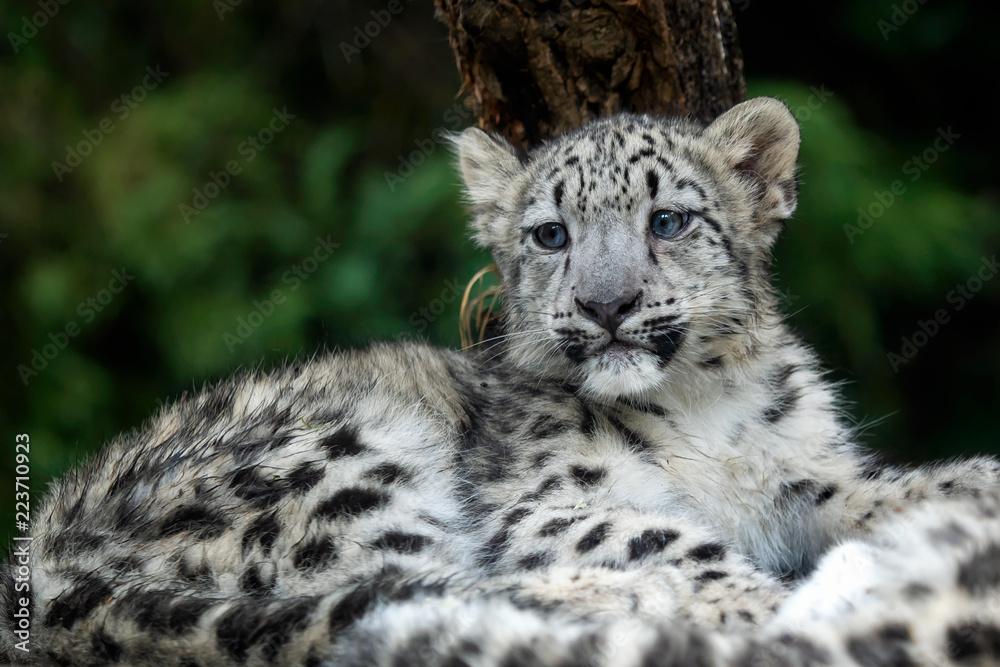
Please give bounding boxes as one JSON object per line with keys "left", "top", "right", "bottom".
{"left": 451, "top": 127, "right": 525, "bottom": 216}
{"left": 705, "top": 97, "right": 801, "bottom": 222}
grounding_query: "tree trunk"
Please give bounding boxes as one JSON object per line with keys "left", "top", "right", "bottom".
{"left": 434, "top": 0, "right": 746, "bottom": 150}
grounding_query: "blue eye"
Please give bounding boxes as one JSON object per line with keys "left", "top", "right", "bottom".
{"left": 533, "top": 222, "right": 568, "bottom": 249}
{"left": 650, "top": 210, "right": 691, "bottom": 239}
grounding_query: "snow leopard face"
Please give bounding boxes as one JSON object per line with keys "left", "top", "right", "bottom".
{"left": 455, "top": 98, "right": 800, "bottom": 399}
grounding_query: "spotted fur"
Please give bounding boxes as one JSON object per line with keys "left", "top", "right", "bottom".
{"left": 2, "top": 98, "right": 998, "bottom": 666}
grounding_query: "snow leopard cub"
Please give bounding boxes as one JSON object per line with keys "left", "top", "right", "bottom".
{"left": 3, "top": 98, "right": 999, "bottom": 667}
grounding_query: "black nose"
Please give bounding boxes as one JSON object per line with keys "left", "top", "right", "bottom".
{"left": 575, "top": 292, "right": 641, "bottom": 335}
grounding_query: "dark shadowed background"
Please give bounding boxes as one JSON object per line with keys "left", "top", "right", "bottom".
{"left": 1, "top": 0, "right": 998, "bottom": 543}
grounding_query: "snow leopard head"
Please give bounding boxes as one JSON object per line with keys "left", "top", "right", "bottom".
{"left": 454, "top": 98, "right": 800, "bottom": 400}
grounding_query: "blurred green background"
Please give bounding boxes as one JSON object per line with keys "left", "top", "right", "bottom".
{"left": 1, "top": 0, "right": 998, "bottom": 543}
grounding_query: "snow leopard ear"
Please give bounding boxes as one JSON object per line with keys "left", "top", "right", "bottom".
{"left": 705, "top": 97, "right": 801, "bottom": 221}
{"left": 452, "top": 127, "right": 524, "bottom": 213}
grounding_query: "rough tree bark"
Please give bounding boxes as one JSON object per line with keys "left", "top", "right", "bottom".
{"left": 434, "top": 0, "right": 746, "bottom": 150}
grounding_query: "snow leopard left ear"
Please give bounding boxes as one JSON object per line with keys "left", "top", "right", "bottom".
{"left": 705, "top": 97, "right": 800, "bottom": 221}
{"left": 451, "top": 127, "right": 524, "bottom": 213}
